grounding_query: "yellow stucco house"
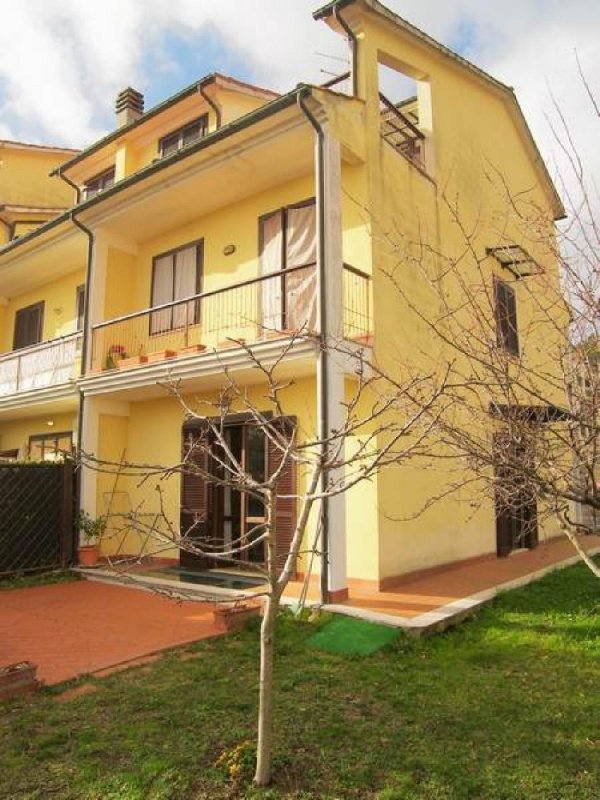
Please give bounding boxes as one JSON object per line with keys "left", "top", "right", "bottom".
{"left": 0, "top": 0, "right": 567, "bottom": 600}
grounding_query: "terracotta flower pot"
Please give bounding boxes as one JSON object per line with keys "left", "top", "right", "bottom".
{"left": 78, "top": 544, "right": 100, "bottom": 567}
{"left": 179, "top": 343, "right": 207, "bottom": 355}
{"left": 147, "top": 349, "right": 177, "bottom": 363}
{"left": 117, "top": 355, "right": 149, "bottom": 369}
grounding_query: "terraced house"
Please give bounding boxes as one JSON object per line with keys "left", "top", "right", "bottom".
{"left": 0, "top": 0, "right": 568, "bottom": 600}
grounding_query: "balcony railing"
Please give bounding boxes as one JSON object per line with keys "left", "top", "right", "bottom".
{"left": 0, "top": 332, "right": 82, "bottom": 398}
{"left": 379, "top": 92, "right": 426, "bottom": 171}
{"left": 90, "top": 264, "right": 372, "bottom": 373}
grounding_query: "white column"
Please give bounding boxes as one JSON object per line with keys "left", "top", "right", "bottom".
{"left": 317, "top": 128, "right": 348, "bottom": 600}
{"left": 78, "top": 397, "right": 130, "bottom": 525}
{"left": 79, "top": 397, "right": 101, "bottom": 521}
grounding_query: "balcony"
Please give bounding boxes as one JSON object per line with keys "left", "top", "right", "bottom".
{"left": 89, "top": 264, "right": 371, "bottom": 375}
{"left": 0, "top": 333, "right": 82, "bottom": 402}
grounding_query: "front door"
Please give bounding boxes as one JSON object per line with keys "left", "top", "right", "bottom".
{"left": 494, "top": 434, "right": 539, "bottom": 557}
{"left": 218, "top": 424, "right": 267, "bottom": 567}
{"left": 179, "top": 421, "right": 266, "bottom": 571}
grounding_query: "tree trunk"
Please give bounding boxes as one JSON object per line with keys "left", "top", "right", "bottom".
{"left": 254, "top": 592, "right": 279, "bottom": 787}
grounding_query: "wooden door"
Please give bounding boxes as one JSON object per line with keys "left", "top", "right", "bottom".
{"left": 495, "top": 434, "right": 538, "bottom": 557}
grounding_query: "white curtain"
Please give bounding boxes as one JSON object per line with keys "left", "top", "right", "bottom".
{"left": 286, "top": 204, "right": 317, "bottom": 331}
{"left": 173, "top": 245, "right": 198, "bottom": 329}
{"left": 286, "top": 204, "right": 316, "bottom": 268}
{"left": 260, "top": 211, "right": 284, "bottom": 333}
{"left": 150, "top": 255, "right": 174, "bottom": 334}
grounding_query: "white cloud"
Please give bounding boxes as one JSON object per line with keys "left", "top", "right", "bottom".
{"left": 0, "top": 0, "right": 597, "bottom": 208}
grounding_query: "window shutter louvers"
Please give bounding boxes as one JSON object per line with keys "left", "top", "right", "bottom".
{"left": 266, "top": 418, "right": 297, "bottom": 575}
{"left": 180, "top": 425, "right": 214, "bottom": 570}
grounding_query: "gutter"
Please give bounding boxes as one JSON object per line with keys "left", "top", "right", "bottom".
{"left": 333, "top": 4, "right": 359, "bottom": 97}
{"left": 57, "top": 170, "right": 82, "bottom": 205}
{"left": 297, "top": 88, "right": 331, "bottom": 605}
{"left": 199, "top": 85, "right": 222, "bottom": 130}
{"left": 0, "top": 89, "right": 301, "bottom": 261}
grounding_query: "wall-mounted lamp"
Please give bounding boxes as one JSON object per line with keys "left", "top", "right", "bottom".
{"left": 223, "top": 244, "right": 236, "bottom": 257}
{"left": 47, "top": 420, "right": 55, "bottom": 428}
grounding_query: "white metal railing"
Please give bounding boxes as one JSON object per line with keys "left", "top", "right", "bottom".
{"left": 0, "top": 332, "right": 82, "bottom": 397}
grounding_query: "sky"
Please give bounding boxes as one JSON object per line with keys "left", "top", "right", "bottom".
{"left": 0, "top": 0, "right": 598, "bottom": 205}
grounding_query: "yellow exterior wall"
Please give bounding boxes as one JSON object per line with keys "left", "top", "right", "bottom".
{"left": 0, "top": 146, "right": 75, "bottom": 209}
{"left": 97, "top": 377, "right": 319, "bottom": 564}
{"left": 340, "top": 11, "right": 566, "bottom": 579}
{"left": 0, "top": 412, "right": 78, "bottom": 455}
{"left": 0, "top": 269, "right": 85, "bottom": 353}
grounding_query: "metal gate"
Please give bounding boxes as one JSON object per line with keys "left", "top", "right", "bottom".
{"left": 0, "top": 461, "right": 75, "bottom": 577}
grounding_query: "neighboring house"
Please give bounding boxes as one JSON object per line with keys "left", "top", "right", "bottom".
{"left": 0, "top": 0, "right": 569, "bottom": 599}
{"left": 0, "top": 138, "right": 82, "bottom": 461}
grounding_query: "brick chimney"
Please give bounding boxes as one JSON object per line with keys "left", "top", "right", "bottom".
{"left": 115, "top": 87, "right": 144, "bottom": 128}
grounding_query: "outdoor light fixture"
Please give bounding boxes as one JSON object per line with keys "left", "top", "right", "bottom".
{"left": 223, "top": 244, "right": 236, "bottom": 256}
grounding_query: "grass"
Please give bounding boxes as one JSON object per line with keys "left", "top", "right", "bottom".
{"left": 0, "top": 569, "right": 81, "bottom": 591}
{"left": 1, "top": 561, "right": 600, "bottom": 799}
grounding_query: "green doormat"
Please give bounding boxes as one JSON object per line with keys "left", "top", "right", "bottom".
{"left": 308, "top": 615, "right": 399, "bottom": 656}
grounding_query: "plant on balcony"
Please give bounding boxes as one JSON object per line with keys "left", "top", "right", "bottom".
{"left": 75, "top": 511, "right": 107, "bottom": 567}
{"left": 105, "top": 344, "right": 128, "bottom": 370}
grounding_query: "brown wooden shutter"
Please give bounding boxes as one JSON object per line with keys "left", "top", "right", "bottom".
{"left": 266, "top": 418, "right": 297, "bottom": 575}
{"left": 14, "top": 302, "right": 44, "bottom": 350}
{"left": 180, "top": 424, "right": 213, "bottom": 570}
{"left": 494, "top": 279, "right": 519, "bottom": 356}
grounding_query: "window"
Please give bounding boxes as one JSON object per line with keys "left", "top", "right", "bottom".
{"left": 29, "top": 432, "right": 73, "bottom": 462}
{"left": 84, "top": 168, "right": 115, "bottom": 200}
{"left": 494, "top": 278, "right": 519, "bottom": 356}
{"left": 259, "top": 199, "right": 317, "bottom": 333}
{"left": 150, "top": 241, "right": 203, "bottom": 334}
{"left": 13, "top": 302, "right": 44, "bottom": 350}
{"left": 159, "top": 115, "right": 209, "bottom": 158}
{"left": 76, "top": 285, "right": 86, "bottom": 332}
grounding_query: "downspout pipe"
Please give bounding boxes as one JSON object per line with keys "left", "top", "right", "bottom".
{"left": 199, "top": 84, "right": 222, "bottom": 130}
{"left": 333, "top": 4, "right": 359, "bottom": 97}
{"left": 297, "top": 88, "right": 331, "bottom": 605}
{"left": 69, "top": 212, "right": 94, "bottom": 456}
{"left": 57, "top": 170, "right": 82, "bottom": 205}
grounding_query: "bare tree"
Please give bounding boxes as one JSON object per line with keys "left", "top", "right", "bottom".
{"left": 80, "top": 333, "right": 451, "bottom": 786}
{"left": 372, "top": 68, "right": 599, "bottom": 578}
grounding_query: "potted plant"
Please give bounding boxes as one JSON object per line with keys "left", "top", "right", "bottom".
{"left": 76, "top": 511, "right": 107, "bottom": 567}
{"left": 105, "top": 344, "right": 128, "bottom": 370}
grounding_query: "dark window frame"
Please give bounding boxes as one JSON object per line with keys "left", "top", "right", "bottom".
{"left": 150, "top": 238, "right": 204, "bottom": 334}
{"left": 258, "top": 197, "right": 316, "bottom": 329}
{"left": 494, "top": 277, "right": 519, "bottom": 357}
{"left": 158, "top": 114, "right": 209, "bottom": 158}
{"left": 84, "top": 167, "right": 115, "bottom": 200}
{"left": 76, "top": 284, "right": 86, "bottom": 332}
{"left": 13, "top": 301, "right": 44, "bottom": 351}
{"left": 28, "top": 431, "right": 73, "bottom": 461}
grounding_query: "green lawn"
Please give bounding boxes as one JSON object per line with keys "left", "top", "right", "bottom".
{"left": 2, "top": 562, "right": 600, "bottom": 800}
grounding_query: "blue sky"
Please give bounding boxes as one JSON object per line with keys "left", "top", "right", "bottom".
{"left": 0, "top": 0, "right": 597, "bottom": 199}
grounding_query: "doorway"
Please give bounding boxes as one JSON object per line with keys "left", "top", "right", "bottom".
{"left": 180, "top": 420, "right": 266, "bottom": 572}
{"left": 494, "top": 434, "right": 539, "bottom": 557}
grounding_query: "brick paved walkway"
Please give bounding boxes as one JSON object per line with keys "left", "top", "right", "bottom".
{"left": 0, "top": 580, "right": 221, "bottom": 686}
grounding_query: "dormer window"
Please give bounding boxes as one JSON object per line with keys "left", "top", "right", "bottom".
{"left": 84, "top": 167, "right": 115, "bottom": 200}
{"left": 159, "top": 115, "right": 209, "bottom": 158}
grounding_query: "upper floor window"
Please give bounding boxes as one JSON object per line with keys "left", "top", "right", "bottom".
{"left": 494, "top": 278, "right": 519, "bottom": 356}
{"left": 159, "top": 115, "right": 209, "bottom": 158}
{"left": 84, "top": 168, "right": 115, "bottom": 200}
{"left": 150, "top": 240, "right": 204, "bottom": 334}
{"left": 14, "top": 302, "right": 44, "bottom": 351}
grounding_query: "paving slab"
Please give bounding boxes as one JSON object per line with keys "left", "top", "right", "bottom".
{"left": 0, "top": 580, "right": 221, "bottom": 686}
